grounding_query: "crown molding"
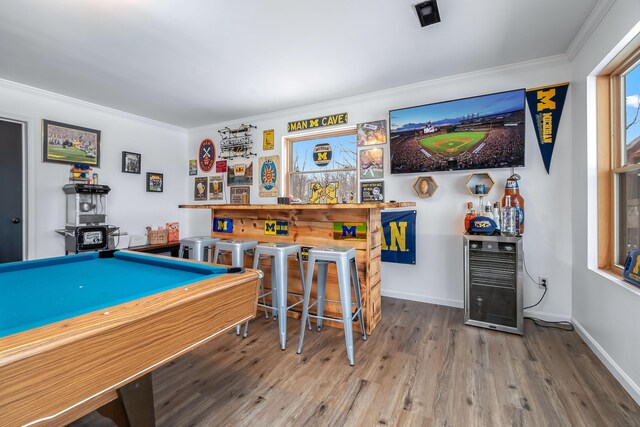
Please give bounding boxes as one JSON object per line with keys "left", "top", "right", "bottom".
{"left": 0, "top": 77, "right": 187, "bottom": 134}
{"left": 566, "top": 0, "right": 617, "bottom": 61}
{"left": 189, "top": 54, "right": 569, "bottom": 133}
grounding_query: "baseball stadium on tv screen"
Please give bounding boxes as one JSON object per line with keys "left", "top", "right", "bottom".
{"left": 389, "top": 89, "right": 525, "bottom": 173}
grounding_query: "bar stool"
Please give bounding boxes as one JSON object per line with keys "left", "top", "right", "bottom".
{"left": 178, "top": 236, "right": 220, "bottom": 261}
{"left": 297, "top": 245, "right": 366, "bottom": 366}
{"left": 250, "top": 242, "right": 310, "bottom": 350}
{"left": 213, "top": 239, "right": 258, "bottom": 336}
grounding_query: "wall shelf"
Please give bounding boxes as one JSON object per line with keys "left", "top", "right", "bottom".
{"left": 412, "top": 176, "right": 438, "bottom": 198}
{"left": 465, "top": 172, "right": 495, "bottom": 196}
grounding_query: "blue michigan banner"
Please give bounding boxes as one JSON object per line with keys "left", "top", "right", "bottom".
{"left": 526, "top": 82, "right": 569, "bottom": 174}
{"left": 381, "top": 210, "right": 416, "bottom": 264}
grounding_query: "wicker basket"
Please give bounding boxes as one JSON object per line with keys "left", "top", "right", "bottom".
{"left": 146, "top": 227, "right": 168, "bottom": 245}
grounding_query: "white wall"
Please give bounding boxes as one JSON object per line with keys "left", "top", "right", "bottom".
{"left": 0, "top": 79, "right": 189, "bottom": 259}
{"left": 570, "top": 0, "right": 640, "bottom": 404}
{"left": 187, "top": 56, "right": 573, "bottom": 321}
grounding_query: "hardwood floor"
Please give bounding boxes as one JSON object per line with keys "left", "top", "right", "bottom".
{"left": 73, "top": 297, "right": 640, "bottom": 426}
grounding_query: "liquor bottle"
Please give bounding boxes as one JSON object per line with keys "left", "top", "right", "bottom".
{"left": 502, "top": 174, "right": 525, "bottom": 234}
{"left": 513, "top": 199, "right": 522, "bottom": 235}
{"left": 492, "top": 202, "right": 501, "bottom": 231}
{"left": 464, "top": 202, "right": 477, "bottom": 233}
{"left": 501, "top": 196, "right": 517, "bottom": 236}
{"left": 483, "top": 203, "right": 493, "bottom": 220}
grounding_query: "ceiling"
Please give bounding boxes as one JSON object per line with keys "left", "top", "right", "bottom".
{"left": 0, "top": 0, "right": 598, "bottom": 128}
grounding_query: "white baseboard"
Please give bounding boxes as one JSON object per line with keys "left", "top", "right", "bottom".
{"left": 523, "top": 310, "right": 571, "bottom": 323}
{"left": 380, "top": 290, "right": 570, "bottom": 323}
{"left": 572, "top": 318, "right": 640, "bottom": 406}
{"left": 380, "top": 289, "right": 463, "bottom": 308}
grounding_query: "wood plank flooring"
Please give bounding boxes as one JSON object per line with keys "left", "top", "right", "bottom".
{"left": 72, "top": 297, "right": 640, "bottom": 426}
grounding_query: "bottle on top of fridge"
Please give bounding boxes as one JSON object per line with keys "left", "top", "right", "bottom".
{"left": 483, "top": 203, "right": 493, "bottom": 220}
{"left": 492, "top": 202, "right": 501, "bottom": 231}
{"left": 502, "top": 174, "right": 524, "bottom": 234}
{"left": 464, "top": 202, "right": 477, "bottom": 233}
{"left": 501, "top": 196, "right": 517, "bottom": 236}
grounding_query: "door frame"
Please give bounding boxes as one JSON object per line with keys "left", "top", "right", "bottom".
{"left": 0, "top": 113, "right": 34, "bottom": 260}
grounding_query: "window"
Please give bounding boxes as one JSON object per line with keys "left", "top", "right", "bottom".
{"left": 286, "top": 129, "right": 357, "bottom": 203}
{"left": 598, "top": 39, "right": 640, "bottom": 272}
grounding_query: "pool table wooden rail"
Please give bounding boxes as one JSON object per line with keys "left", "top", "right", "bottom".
{"left": 0, "top": 252, "right": 261, "bottom": 426}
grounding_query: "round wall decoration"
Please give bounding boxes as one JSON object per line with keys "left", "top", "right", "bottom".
{"left": 198, "top": 138, "right": 216, "bottom": 172}
{"left": 312, "top": 143, "right": 332, "bottom": 166}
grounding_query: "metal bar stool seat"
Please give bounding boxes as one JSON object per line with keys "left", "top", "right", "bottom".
{"left": 213, "top": 239, "right": 258, "bottom": 336}
{"left": 297, "top": 245, "right": 366, "bottom": 366}
{"left": 249, "top": 242, "right": 310, "bottom": 349}
{"left": 178, "top": 236, "right": 220, "bottom": 261}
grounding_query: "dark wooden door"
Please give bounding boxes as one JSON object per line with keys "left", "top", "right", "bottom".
{"left": 0, "top": 120, "right": 24, "bottom": 263}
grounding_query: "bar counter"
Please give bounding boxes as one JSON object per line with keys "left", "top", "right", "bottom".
{"left": 179, "top": 202, "right": 415, "bottom": 334}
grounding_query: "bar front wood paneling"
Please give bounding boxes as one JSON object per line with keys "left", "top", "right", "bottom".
{"left": 179, "top": 203, "right": 415, "bottom": 334}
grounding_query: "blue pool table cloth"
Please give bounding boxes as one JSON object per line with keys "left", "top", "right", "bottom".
{"left": 0, "top": 251, "right": 229, "bottom": 338}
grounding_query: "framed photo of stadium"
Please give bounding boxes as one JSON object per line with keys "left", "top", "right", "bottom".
{"left": 42, "top": 119, "right": 101, "bottom": 167}
{"left": 388, "top": 89, "right": 525, "bottom": 173}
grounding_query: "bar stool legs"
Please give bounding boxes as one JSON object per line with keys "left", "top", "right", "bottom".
{"left": 315, "top": 262, "right": 328, "bottom": 331}
{"left": 297, "top": 246, "right": 366, "bottom": 366}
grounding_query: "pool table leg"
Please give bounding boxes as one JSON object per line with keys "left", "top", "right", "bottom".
{"left": 97, "top": 373, "right": 156, "bottom": 427}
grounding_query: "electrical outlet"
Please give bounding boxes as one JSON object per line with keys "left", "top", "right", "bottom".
{"left": 539, "top": 276, "right": 548, "bottom": 287}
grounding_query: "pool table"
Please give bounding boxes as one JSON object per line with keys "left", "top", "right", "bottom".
{"left": 0, "top": 250, "right": 261, "bottom": 426}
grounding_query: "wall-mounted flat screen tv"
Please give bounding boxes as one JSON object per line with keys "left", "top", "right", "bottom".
{"left": 389, "top": 89, "right": 525, "bottom": 173}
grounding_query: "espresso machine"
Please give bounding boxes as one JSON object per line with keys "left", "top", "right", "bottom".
{"left": 59, "top": 183, "right": 118, "bottom": 254}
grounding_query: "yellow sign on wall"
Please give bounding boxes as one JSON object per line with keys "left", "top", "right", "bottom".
{"left": 263, "top": 129, "right": 274, "bottom": 150}
{"left": 287, "top": 113, "right": 348, "bottom": 132}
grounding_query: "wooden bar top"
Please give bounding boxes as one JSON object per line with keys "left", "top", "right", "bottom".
{"left": 179, "top": 202, "right": 415, "bottom": 210}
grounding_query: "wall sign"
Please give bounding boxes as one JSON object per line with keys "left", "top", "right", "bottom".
{"left": 526, "top": 82, "right": 569, "bottom": 174}
{"left": 219, "top": 124, "right": 257, "bottom": 159}
{"left": 263, "top": 129, "right": 274, "bottom": 150}
{"left": 333, "top": 222, "right": 367, "bottom": 241}
{"left": 287, "top": 113, "right": 348, "bottom": 132}
{"left": 313, "top": 143, "right": 332, "bottom": 166}
{"left": 198, "top": 138, "right": 216, "bottom": 172}
{"left": 227, "top": 162, "right": 253, "bottom": 186}
{"left": 264, "top": 220, "right": 289, "bottom": 236}
{"left": 259, "top": 155, "right": 279, "bottom": 197}
{"left": 216, "top": 160, "right": 227, "bottom": 173}
{"left": 301, "top": 246, "right": 313, "bottom": 261}
{"left": 194, "top": 177, "right": 207, "bottom": 201}
{"left": 381, "top": 210, "right": 416, "bottom": 264}
{"left": 360, "top": 181, "right": 384, "bottom": 202}
{"left": 213, "top": 217, "right": 233, "bottom": 233}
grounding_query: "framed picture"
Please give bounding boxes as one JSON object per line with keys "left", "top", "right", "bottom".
{"left": 189, "top": 159, "right": 197, "bottom": 176}
{"left": 357, "top": 120, "right": 387, "bottom": 146}
{"left": 227, "top": 162, "right": 253, "bottom": 186}
{"left": 359, "top": 148, "right": 384, "bottom": 179}
{"left": 208, "top": 175, "right": 224, "bottom": 200}
{"left": 122, "top": 151, "right": 141, "bottom": 174}
{"left": 43, "top": 119, "right": 101, "bottom": 166}
{"left": 230, "top": 186, "right": 250, "bottom": 204}
{"left": 146, "top": 172, "right": 163, "bottom": 192}
{"left": 194, "top": 177, "right": 208, "bottom": 201}
{"left": 360, "top": 181, "right": 385, "bottom": 202}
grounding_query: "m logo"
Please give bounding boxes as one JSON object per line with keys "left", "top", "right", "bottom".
{"left": 333, "top": 222, "right": 367, "bottom": 241}
{"left": 264, "top": 220, "right": 289, "bottom": 236}
{"left": 213, "top": 218, "right": 233, "bottom": 233}
{"left": 342, "top": 225, "right": 357, "bottom": 238}
{"left": 537, "top": 88, "right": 556, "bottom": 111}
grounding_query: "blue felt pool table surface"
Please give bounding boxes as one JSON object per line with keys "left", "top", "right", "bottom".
{"left": 0, "top": 251, "right": 229, "bottom": 339}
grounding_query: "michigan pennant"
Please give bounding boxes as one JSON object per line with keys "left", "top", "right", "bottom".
{"left": 526, "top": 83, "right": 569, "bottom": 174}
